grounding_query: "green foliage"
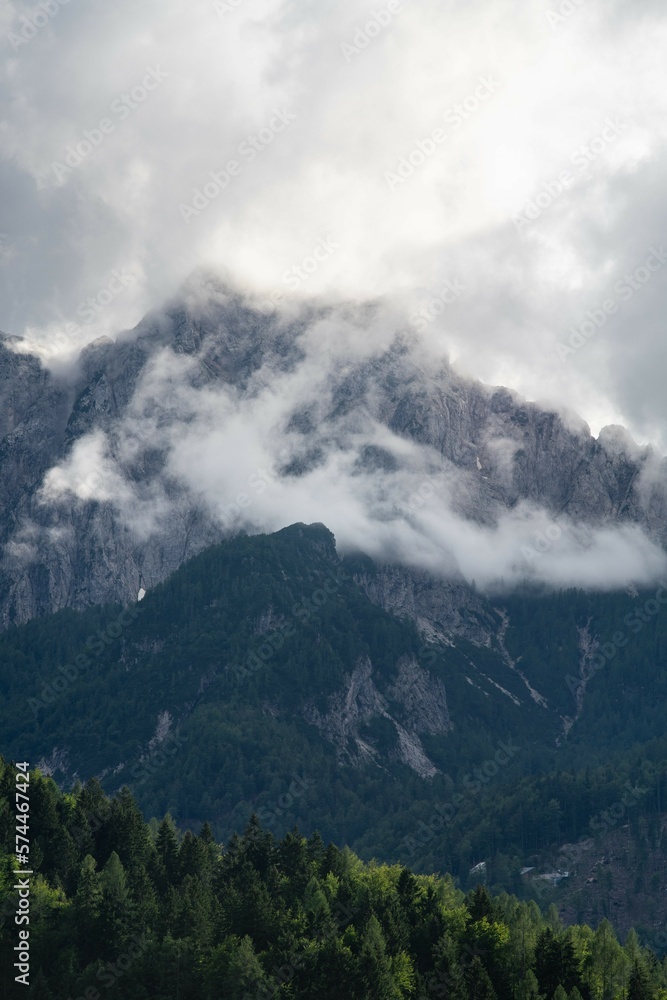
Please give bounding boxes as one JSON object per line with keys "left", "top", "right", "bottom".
{"left": 3, "top": 524, "right": 667, "bottom": 923}
{"left": 0, "top": 762, "right": 665, "bottom": 1000}
{"left": 628, "top": 960, "right": 656, "bottom": 1000}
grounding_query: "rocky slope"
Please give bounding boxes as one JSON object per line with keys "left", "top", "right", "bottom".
{"left": 1, "top": 275, "right": 666, "bottom": 632}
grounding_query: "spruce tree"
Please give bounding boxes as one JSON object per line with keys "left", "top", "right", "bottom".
{"left": 628, "top": 960, "right": 655, "bottom": 1000}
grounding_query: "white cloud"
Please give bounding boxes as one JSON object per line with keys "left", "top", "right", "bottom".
{"left": 1, "top": 0, "right": 666, "bottom": 449}
{"left": 36, "top": 310, "right": 667, "bottom": 592}
{"left": 3, "top": 0, "right": 667, "bottom": 590}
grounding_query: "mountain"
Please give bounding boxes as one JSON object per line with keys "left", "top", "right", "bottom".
{"left": 1, "top": 275, "right": 666, "bottom": 632}
{"left": 2, "top": 519, "right": 667, "bottom": 939}
{"left": 0, "top": 522, "right": 528, "bottom": 833}
{"left": 3, "top": 279, "right": 667, "bottom": 945}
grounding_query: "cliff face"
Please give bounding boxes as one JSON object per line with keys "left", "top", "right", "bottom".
{"left": 302, "top": 653, "right": 451, "bottom": 779}
{"left": 1, "top": 281, "right": 665, "bottom": 631}
{"left": 350, "top": 564, "right": 501, "bottom": 646}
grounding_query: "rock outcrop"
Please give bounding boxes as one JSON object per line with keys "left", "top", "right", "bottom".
{"left": 1, "top": 278, "right": 666, "bottom": 631}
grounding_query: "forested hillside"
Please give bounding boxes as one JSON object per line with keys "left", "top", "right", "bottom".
{"left": 1, "top": 757, "right": 666, "bottom": 1000}
{"left": 2, "top": 523, "right": 667, "bottom": 919}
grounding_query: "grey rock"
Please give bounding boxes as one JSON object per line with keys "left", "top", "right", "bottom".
{"left": 1, "top": 280, "right": 666, "bottom": 633}
{"left": 302, "top": 655, "right": 447, "bottom": 778}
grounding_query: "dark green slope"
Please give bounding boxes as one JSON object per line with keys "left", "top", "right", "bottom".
{"left": 1, "top": 523, "right": 667, "bottom": 898}
{"left": 0, "top": 524, "right": 535, "bottom": 856}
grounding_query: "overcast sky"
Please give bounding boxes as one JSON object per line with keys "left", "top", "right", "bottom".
{"left": 2, "top": 0, "right": 666, "bottom": 447}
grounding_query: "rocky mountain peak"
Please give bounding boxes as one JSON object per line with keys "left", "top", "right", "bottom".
{"left": 0, "top": 284, "right": 665, "bottom": 630}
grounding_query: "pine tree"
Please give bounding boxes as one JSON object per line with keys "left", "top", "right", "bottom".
{"left": 107, "top": 785, "right": 153, "bottom": 869}
{"left": 155, "top": 814, "right": 180, "bottom": 889}
{"left": 430, "top": 934, "right": 467, "bottom": 1000}
{"left": 359, "top": 914, "right": 402, "bottom": 1000}
{"left": 516, "top": 969, "right": 541, "bottom": 1000}
{"left": 240, "top": 814, "right": 274, "bottom": 878}
{"left": 628, "top": 960, "right": 655, "bottom": 1000}
{"left": 591, "top": 918, "right": 621, "bottom": 1000}
{"left": 304, "top": 874, "right": 331, "bottom": 933}
{"left": 305, "top": 935, "right": 360, "bottom": 1000}
{"left": 624, "top": 929, "right": 644, "bottom": 964}
{"left": 204, "top": 935, "right": 270, "bottom": 1000}
{"left": 73, "top": 854, "right": 102, "bottom": 963}
{"left": 465, "top": 955, "right": 498, "bottom": 1000}
{"left": 535, "top": 928, "right": 584, "bottom": 999}
{"left": 98, "top": 850, "right": 132, "bottom": 951}
{"left": 467, "top": 884, "right": 497, "bottom": 922}
{"left": 29, "top": 969, "right": 55, "bottom": 999}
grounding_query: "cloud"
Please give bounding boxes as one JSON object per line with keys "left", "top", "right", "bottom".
{"left": 1, "top": 0, "right": 667, "bottom": 449}
{"left": 40, "top": 429, "right": 134, "bottom": 504}
{"left": 34, "top": 303, "right": 667, "bottom": 592}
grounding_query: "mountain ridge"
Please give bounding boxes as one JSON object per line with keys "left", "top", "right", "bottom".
{"left": 1, "top": 279, "right": 666, "bottom": 634}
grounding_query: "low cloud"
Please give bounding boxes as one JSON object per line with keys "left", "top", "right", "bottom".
{"left": 35, "top": 299, "right": 667, "bottom": 592}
